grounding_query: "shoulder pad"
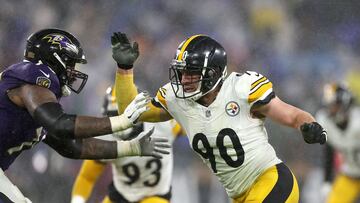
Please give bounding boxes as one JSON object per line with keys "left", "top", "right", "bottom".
{"left": 244, "top": 71, "right": 275, "bottom": 105}
{"left": 3, "top": 62, "right": 61, "bottom": 97}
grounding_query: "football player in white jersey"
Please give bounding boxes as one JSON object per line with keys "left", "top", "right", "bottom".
{"left": 316, "top": 83, "right": 360, "bottom": 203}
{"left": 71, "top": 86, "right": 183, "bottom": 203}
{"left": 110, "top": 32, "right": 327, "bottom": 202}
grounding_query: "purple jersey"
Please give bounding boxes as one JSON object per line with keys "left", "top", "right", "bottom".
{"left": 0, "top": 61, "right": 61, "bottom": 170}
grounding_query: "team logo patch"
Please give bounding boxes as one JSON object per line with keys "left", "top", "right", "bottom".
{"left": 36, "top": 76, "right": 51, "bottom": 88}
{"left": 225, "top": 101, "right": 240, "bottom": 116}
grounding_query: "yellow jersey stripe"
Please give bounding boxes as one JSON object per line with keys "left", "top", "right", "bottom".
{"left": 159, "top": 87, "right": 167, "bottom": 97}
{"left": 156, "top": 90, "right": 168, "bottom": 109}
{"left": 248, "top": 82, "right": 273, "bottom": 103}
{"left": 250, "top": 79, "right": 269, "bottom": 94}
{"left": 177, "top": 34, "right": 203, "bottom": 60}
{"left": 251, "top": 77, "right": 266, "bottom": 90}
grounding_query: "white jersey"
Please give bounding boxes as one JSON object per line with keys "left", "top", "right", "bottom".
{"left": 101, "top": 120, "right": 180, "bottom": 202}
{"left": 155, "top": 71, "right": 281, "bottom": 197}
{"left": 316, "top": 107, "right": 360, "bottom": 177}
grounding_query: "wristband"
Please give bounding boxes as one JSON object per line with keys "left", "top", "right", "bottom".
{"left": 117, "top": 63, "right": 133, "bottom": 70}
{"left": 109, "top": 114, "right": 132, "bottom": 133}
{"left": 116, "top": 140, "right": 141, "bottom": 157}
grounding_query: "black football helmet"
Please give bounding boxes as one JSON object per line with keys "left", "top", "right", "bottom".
{"left": 169, "top": 35, "right": 227, "bottom": 100}
{"left": 24, "top": 28, "right": 88, "bottom": 94}
{"left": 323, "top": 83, "right": 355, "bottom": 126}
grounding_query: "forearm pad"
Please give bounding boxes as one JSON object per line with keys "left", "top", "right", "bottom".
{"left": 33, "top": 102, "right": 76, "bottom": 138}
{"left": 44, "top": 133, "right": 82, "bottom": 159}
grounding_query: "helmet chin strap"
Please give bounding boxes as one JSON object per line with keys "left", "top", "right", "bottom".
{"left": 53, "top": 52, "right": 72, "bottom": 97}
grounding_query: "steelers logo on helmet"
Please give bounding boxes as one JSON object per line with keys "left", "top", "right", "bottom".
{"left": 225, "top": 101, "right": 240, "bottom": 116}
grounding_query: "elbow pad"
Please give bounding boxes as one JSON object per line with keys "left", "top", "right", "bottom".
{"left": 33, "top": 102, "right": 76, "bottom": 138}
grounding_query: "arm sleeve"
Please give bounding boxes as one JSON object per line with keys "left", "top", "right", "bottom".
{"left": 115, "top": 72, "right": 138, "bottom": 114}
{"left": 43, "top": 133, "right": 82, "bottom": 158}
{"left": 43, "top": 133, "right": 118, "bottom": 159}
{"left": 71, "top": 160, "right": 106, "bottom": 201}
{"left": 115, "top": 72, "right": 168, "bottom": 122}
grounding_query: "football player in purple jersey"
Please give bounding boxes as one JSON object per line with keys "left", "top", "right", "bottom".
{"left": 0, "top": 28, "right": 170, "bottom": 202}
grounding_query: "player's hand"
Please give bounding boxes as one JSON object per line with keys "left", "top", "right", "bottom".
{"left": 111, "top": 32, "right": 139, "bottom": 69}
{"left": 132, "top": 127, "right": 171, "bottom": 158}
{"left": 124, "top": 92, "right": 150, "bottom": 124}
{"left": 300, "top": 122, "right": 327, "bottom": 144}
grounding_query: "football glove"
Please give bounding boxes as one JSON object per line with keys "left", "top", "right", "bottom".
{"left": 300, "top": 122, "right": 327, "bottom": 144}
{"left": 111, "top": 32, "right": 139, "bottom": 69}
{"left": 135, "top": 127, "right": 171, "bottom": 158}
{"left": 124, "top": 92, "right": 150, "bottom": 124}
{"left": 109, "top": 92, "right": 149, "bottom": 132}
{"left": 117, "top": 127, "right": 171, "bottom": 158}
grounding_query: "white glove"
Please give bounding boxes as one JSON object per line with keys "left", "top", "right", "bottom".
{"left": 117, "top": 127, "right": 171, "bottom": 158}
{"left": 109, "top": 92, "right": 150, "bottom": 132}
{"left": 124, "top": 92, "right": 150, "bottom": 124}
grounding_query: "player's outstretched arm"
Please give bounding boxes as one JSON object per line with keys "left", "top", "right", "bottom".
{"left": 112, "top": 31, "right": 171, "bottom": 122}
{"left": 9, "top": 84, "right": 149, "bottom": 139}
{"left": 44, "top": 127, "right": 171, "bottom": 159}
{"left": 251, "top": 96, "right": 327, "bottom": 144}
{"left": 71, "top": 160, "right": 106, "bottom": 203}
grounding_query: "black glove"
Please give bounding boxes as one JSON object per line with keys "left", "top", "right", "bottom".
{"left": 111, "top": 32, "right": 139, "bottom": 69}
{"left": 300, "top": 122, "right": 327, "bottom": 145}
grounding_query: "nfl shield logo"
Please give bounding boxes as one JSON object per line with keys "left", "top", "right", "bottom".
{"left": 225, "top": 101, "right": 240, "bottom": 116}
